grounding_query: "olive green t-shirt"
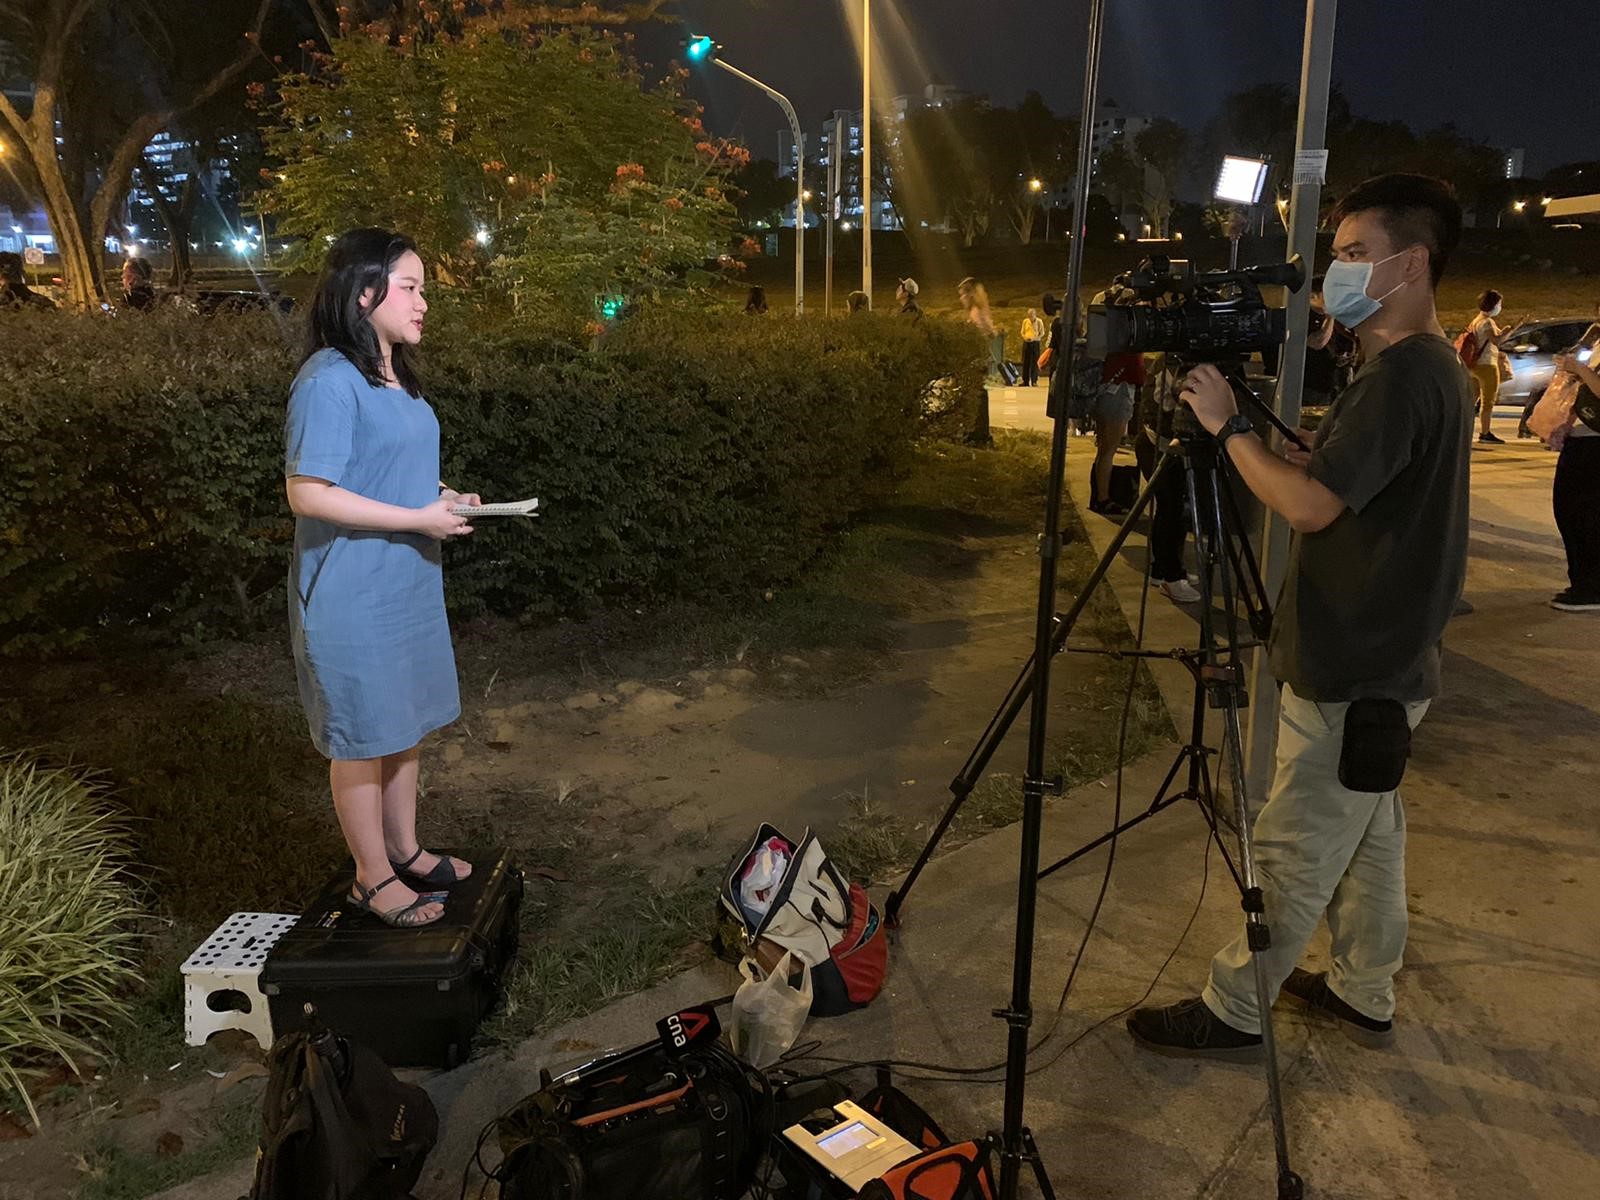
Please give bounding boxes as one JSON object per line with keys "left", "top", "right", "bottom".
{"left": 1267, "top": 333, "right": 1474, "bottom": 702}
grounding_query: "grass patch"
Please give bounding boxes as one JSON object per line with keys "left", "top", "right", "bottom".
{"left": 80, "top": 1098, "right": 258, "bottom": 1199}
{"left": 826, "top": 791, "right": 924, "bottom": 887}
{"left": 485, "top": 871, "right": 714, "bottom": 1044}
{"left": 77, "top": 1095, "right": 260, "bottom": 1200}
{"left": 450, "top": 433, "right": 1051, "bottom": 699}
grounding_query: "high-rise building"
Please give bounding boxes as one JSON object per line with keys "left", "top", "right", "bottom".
{"left": 1503, "top": 148, "right": 1526, "bottom": 180}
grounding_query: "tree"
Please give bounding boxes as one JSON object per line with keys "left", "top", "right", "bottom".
{"left": 1096, "top": 140, "right": 1143, "bottom": 220}
{"left": 729, "top": 158, "right": 793, "bottom": 230}
{"left": 0, "top": 0, "right": 275, "bottom": 309}
{"left": 319, "top": 0, "right": 687, "bottom": 40}
{"left": 1134, "top": 117, "right": 1187, "bottom": 237}
{"left": 263, "top": 28, "right": 740, "bottom": 307}
{"left": 988, "top": 93, "right": 1068, "bottom": 245}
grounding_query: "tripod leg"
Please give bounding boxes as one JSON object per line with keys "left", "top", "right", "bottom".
{"left": 887, "top": 450, "right": 1179, "bottom": 923}
{"left": 1203, "top": 457, "right": 1305, "bottom": 1199}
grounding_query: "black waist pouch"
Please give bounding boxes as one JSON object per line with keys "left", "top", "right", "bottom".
{"left": 1339, "top": 698, "right": 1411, "bottom": 793}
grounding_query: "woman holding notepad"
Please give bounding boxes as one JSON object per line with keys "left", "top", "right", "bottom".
{"left": 283, "top": 228, "right": 478, "bottom": 929}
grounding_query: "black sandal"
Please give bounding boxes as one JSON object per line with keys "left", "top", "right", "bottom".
{"left": 347, "top": 874, "right": 444, "bottom": 928}
{"left": 389, "top": 847, "right": 471, "bottom": 889}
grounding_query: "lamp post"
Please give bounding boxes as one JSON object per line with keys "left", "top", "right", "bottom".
{"left": 860, "top": 0, "right": 872, "bottom": 308}
{"left": 1028, "top": 177, "right": 1043, "bottom": 242}
{"left": 689, "top": 35, "right": 805, "bottom": 315}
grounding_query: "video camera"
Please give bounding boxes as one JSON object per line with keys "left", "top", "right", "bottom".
{"left": 1087, "top": 254, "right": 1305, "bottom": 361}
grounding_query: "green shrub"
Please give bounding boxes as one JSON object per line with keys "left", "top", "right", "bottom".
{"left": 0, "top": 305, "right": 984, "bottom": 651}
{"left": 0, "top": 754, "right": 143, "bottom": 1124}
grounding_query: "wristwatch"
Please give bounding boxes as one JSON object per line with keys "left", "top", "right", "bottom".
{"left": 1214, "top": 414, "right": 1254, "bottom": 448}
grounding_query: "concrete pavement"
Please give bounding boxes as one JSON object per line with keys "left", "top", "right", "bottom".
{"left": 157, "top": 402, "right": 1598, "bottom": 1200}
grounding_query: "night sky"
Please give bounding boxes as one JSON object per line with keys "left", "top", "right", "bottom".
{"left": 655, "top": 1, "right": 1596, "bottom": 180}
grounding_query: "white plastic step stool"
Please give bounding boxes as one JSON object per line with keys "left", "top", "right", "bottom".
{"left": 181, "top": 912, "right": 298, "bottom": 1050}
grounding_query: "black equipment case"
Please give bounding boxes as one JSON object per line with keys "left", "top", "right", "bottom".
{"left": 260, "top": 848, "right": 523, "bottom": 1069}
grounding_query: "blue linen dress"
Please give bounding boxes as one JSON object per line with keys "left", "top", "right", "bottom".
{"left": 284, "top": 348, "right": 461, "bottom": 759}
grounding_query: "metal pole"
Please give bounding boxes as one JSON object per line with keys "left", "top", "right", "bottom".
{"left": 826, "top": 114, "right": 842, "bottom": 315}
{"left": 794, "top": 135, "right": 805, "bottom": 315}
{"left": 860, "top": 0, "right": 872, "bottom": 307}
{"left": 1243, "top": 0, "right": 1337, "bottom": 806}
{"left": 713, "top": 57, "right": 805, "bottom": 316}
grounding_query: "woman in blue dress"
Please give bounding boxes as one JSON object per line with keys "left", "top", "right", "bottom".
{"left": 285, "top": 228, "right": 480, "bottom": 927}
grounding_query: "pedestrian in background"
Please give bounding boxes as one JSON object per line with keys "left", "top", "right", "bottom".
{"left": 1465, "top": 289, "right": 1510, "bottom": 444}
{"left": 0, "top": 251, "right": 55, "bottom": 311}
{"left": 1548, "top": 346, "right": 1600, "bottom": 612}
{"left": 744, "top": 285, "right": 768, "bottom": 314}
{"left": 958, "top": 277, "right": 1004, "bottom": 381}
{"left": 846, "top": 290, "right": 870, "bottom": 315}
{"left": 896, "top": 277, "right": 922, "bottom": 319}
{"left": 1020, "top": 307, "right": 1045, "bottom": 386}
{"left": 121, "top": 256, "right": 157, "bottom": 312}
{"left": 1135, "top": 353, "right": 1201, "bottom": 603}
{"left": 1522, "top": 299, "right": 1599, "bottom": 438}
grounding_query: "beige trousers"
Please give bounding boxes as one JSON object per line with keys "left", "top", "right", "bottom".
{"left": 1201, "top": 686, "right": 1430, "bottom": 1034}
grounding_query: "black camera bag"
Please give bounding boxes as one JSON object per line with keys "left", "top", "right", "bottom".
{"left": 491, "top": 1029, "right": 767, "bottom": 1200}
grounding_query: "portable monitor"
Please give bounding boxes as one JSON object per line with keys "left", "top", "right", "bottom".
{"left": 782, "top": 1100, "right": 921, "bottom": 1190}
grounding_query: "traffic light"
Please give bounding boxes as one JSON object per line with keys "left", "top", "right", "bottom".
{"left": 686, "top": 34, "right": 715, "bottom": 63}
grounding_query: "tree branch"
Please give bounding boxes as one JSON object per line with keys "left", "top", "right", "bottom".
{"left": 305, "top": 0, "right": 340, "bottom": 45}
{"left": 37, "top": 0, "right": 105, "bottom": 96}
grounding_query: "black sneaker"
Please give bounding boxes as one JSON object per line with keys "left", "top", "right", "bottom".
{"left": 1126, "top": 997, "right": 1262, "bottom": 1060}
{"left": 1551, "top": 589, "right": 1600, "bottom": 613}
{"left": 1478, "top": 431, "right": 1505, "bottom": 444}
{"left": 1280, "top": 969, "right": 1393, "bottom": 1047}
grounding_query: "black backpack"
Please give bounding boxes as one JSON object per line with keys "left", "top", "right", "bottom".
{"left": 248, "top": 1014, "right": 438, "bottom": 1200}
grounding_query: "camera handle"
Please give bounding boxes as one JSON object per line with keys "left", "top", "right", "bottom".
{"left": 1209, "top": 362, "right": 1313, "bottom": 454}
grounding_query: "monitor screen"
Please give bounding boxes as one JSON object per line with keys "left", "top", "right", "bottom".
{"left": 817, "top": 1121, "right": 877, "bottom": 1159}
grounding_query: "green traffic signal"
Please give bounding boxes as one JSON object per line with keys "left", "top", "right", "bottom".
{"left": 686, "top": 35, "right": 715, "bottom": 63}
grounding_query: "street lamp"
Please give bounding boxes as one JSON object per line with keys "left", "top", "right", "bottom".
{"left": 860, "top": 0, "right": 872, "bottom": 308}
{"left": 1513, "top": 200, "right": 1527, "bottom": 213}
{"left": 688, "top": 34, "right": 805, "bottom": 315}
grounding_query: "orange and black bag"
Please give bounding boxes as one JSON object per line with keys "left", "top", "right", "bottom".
{"left": 854, "top": 1139, "right": 995, "bottom": 1200}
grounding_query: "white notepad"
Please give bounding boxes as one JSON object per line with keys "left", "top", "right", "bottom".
{"left": 453, "top": 498, "right": 539, "bottom": 518}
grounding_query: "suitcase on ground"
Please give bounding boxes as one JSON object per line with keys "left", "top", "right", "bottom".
{"left": 261, "top": 848, "right": 523, "bottom": 1069}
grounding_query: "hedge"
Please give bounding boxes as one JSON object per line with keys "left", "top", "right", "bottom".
{"left": 0, "top": 304, "right": 985, "bottom": 652}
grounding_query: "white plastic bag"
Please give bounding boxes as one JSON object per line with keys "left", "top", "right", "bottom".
{"left": 737, "top": 837, "right": 792, "bottom": 924}
{"left": 729, "top": 950, "right": 812, "bottom": 1068}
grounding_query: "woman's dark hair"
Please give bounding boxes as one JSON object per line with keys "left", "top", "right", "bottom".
{"left": 1478, "top": 289, "right": 1502, "bottom": 312}
{"left": 124, "top": 256, "right": 152, "bottom": 282}
{"left": 306, "top": 228, "right": 423, "bottom": 397}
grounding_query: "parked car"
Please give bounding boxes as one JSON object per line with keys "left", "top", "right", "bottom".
{"left": 1496, "top": 316, "right": 1596, "bottom": 408}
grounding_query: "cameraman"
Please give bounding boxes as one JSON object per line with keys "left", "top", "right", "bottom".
{"left": 1128, "top": 174, "right": 1473, "bottom": 1057}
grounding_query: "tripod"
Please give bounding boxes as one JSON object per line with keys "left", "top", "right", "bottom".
{"left": 886, "top": 407, "right": 1307, "bottom": 1198}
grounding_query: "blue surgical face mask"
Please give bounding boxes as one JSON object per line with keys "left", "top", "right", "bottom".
{"left": 1322, "top": 249, "right": 1409, "bottom": 327}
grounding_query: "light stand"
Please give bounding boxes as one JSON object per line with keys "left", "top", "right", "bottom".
{"left": 986, "top": 2, "right": 1110, "bottom": 1196}
{"left": 1214, "top": 155, "right": 1269, "bottom": 270}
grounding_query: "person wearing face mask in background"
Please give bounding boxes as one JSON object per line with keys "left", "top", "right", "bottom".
{"left": 1127, "top": 174, "right": 1473, "bottom": 1060}
{"left": 1464, "top": 289, "right": 1513, "bottom": 444}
